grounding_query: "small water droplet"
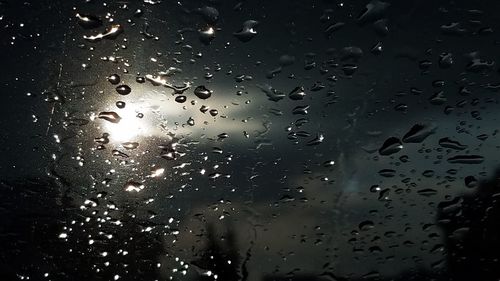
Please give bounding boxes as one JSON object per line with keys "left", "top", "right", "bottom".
{"left": 108, "top": 74, "right": 120, "bottom": 85}
{"left": 175, "top": 95, "right": 187, "bottom": 103}
{"left": 116, "top": 101, "right": 126, "bottom": 109}
{"left": 209, "top": 109, "right": 218, "bottom": 116}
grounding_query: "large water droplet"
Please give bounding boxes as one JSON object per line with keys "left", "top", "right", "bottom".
{"left": 194, "top": 85, "right": 212, "bottom": 99}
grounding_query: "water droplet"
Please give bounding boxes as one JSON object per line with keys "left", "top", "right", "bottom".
{"left": 357, "top": 0, "right": 390, "bottom": 23}
{"left": 199, "top": 26, "right": 216, "bottom": 45}
{"left": 439, "top": 52, "right": 454, "bottom": 68}
{"left": 292, "top": 105, "right": 309, "bottom": 115}
{"left": 95, "top": 133, "right": 109, "bottom": 144}
{"left": 83, "top": 24, "right": 123, "bottom": 42}
{"left": 417, "top": 188, "right": 438, "bottom": 197}
{"left": 124, "top": 181, "right": 144, "bottom": 192}
{"left": 289, "top": 86, "right": 306, "bottom": 100}
{"left": 234, "top": 20, "right": 258, "bottom": 42}
{"left": 75, "top": 13, "right": 102, "bottom": 29}
{"left": 175, "top": 95, "right": 187, "bottom": 103}
{"left": 116, "top": 101, "right": 126, "bottom": 109}
{"left": 200, "top": 105, "right": 210, "bottom": 113}
{"left": 107, "top": 74, "right": 120, "bottom": 85}
{"left": 447, "top": 155, "right": 484, "bottom": 164}
{"left": 464, "top": 176, "right": 478, "bottom": 188}
{"left": 187, "top": 117, "right": 195, "bottom": 126}
{"left": 116, "top": 85, "right": 131, "bottom": 95}
{"left": 122, "top": 142, "right": 139, "bottom": 150}
{"left": 378, "top": 137, "right": 403, "bottom": 155}
{"left": 194, "top": 85, "right": 212, "bottom": 99}
{"left": 359, "top": 220, "right": 375, "bottom": 231}
{"left": 378, "top": 169, "right": 396, "bottom": 177}
{"left": 98, "top": 111, "right": 121, "bottom": 123}
{"left": 307, "top": 133, "right": 325, "bottom": 146}
{"left": 112, "top": 149, "right": 129, "bottom": 158}
{"left": 402, "top": 123, "right": 436, "bottom": 143}
{"left": 209, "top": 109, "right": 218, "bottom": 116}
{"left": 439, "top": 137, "right": 467, "bottom": 150}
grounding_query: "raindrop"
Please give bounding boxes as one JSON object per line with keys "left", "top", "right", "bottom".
{"left": 447, "top": 155, "right": 484, "bottom": 164}
{"left": 199, "top": 27, "right": 216, "bottom": 45}
{"left": 200, "top": 105, "right": 210, "bottom": 113}
{"left": 292, "top": 105, "right": 309, "bottom": 115}
{"left": 83, "top": 24, "right": 123, "bottom": 42}
{"left": 194, "top": 85, "right": 212, "bottom": 99}
{"left": 122, "top": 142, "right": 139, "bottom": 150}
{"left": 378, "top": 169, "right": 396, "bottom": 177}
{"left": 187, "top": 117, "right": 195, "bottom": 126}
{"left": 116, "top": 101, "right": 126, "bottom": 109}
{"left": 112, "top": 149, "right": 129, "bottom": 158}
{"left": 402, "top": 123, "right": 436, "bottom": 143}
{"left": 107, "top": 74, "right": 120, "bottom": 85}
{"left": 98, "top": 111, "right": 121, "bottom": 123}
{"left": 307, "top": 133, "right": 325, "bottom": 146}
{"left": 439, "top": 53, "right": 454, "bottom": 68}
{"left": 116, "top": 85, "right": 131, "bottom": 95}
{"left": 75, "top": 13, "right": 102, "bottom": 29}
{"left": 378, "top": 137, "right": 403, "bottom": 155}
{"left": 124, "top": 181, "right": 144, "bottom": 192}
{"left": 439, "top": 137, "right": 467, "bottom": 150}
{"left": 417, "top": 188, "right": 438, "bottom": 197}
{"left": 464, "top": 176, "right": 478, "bottom": 188}
{"left": 359, "top": 220, "right": 375, "bottom": 231}
{"left": 175, "top": 95, "right": 187, "bottom": 103}
{"left": 209, "top": 109, "right": 219, "bottom": 116}
{"left": 234, "top": 20, "right": 258, "bottom": 42}
{"left": 289, "top": 86, "right": 306, "bottom": 100}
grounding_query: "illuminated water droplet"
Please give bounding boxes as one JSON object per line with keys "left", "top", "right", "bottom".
{"left": 76, "top": 13, "right": 102, "bottom": 29}
{"left": 122, "top": 142, "right": 139, "bottom": 150}
{"left": 116, "top": 101, "right": 126, "bottom": 108}
{"left": 175, "top": 95, "right": 187, "bottom": 103}
{"left": 116, "top": 85, "right": 131, "bottom": 95}
{"left": 98, "top": 111, "right": 121, "bottom": 123}
{"left": 194, "top": 85, "right": 212, "bottom": 99}
{"left": 108, "top": 74, "right": 120, "bottom": 85}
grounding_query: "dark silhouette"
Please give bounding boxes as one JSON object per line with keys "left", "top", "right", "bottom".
{"left": 4, "top": 169, "right": 500, "bottom": 280}
{"left": 438, "top": 168, "right": 500, "bottom": 281}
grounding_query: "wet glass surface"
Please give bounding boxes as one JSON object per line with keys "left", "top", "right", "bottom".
{"left": 2, "top": 0, "right": 500, "bottom": 280}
